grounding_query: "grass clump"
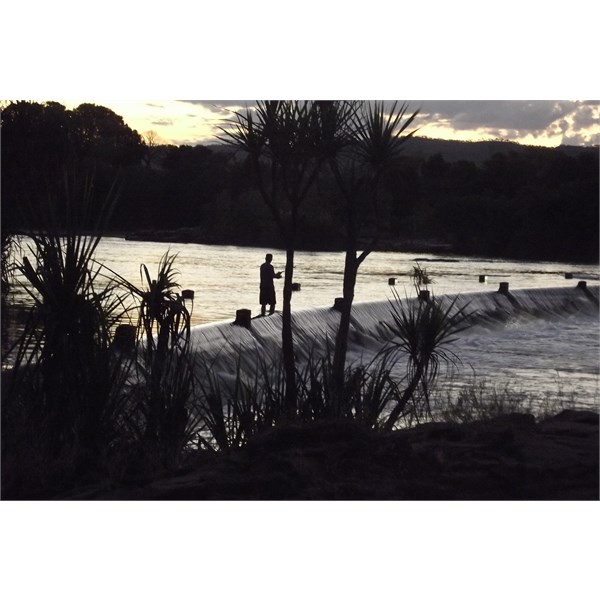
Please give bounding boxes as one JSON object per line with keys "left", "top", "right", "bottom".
{"left": 434, "top": 379, "right": 570, "bottom": 424}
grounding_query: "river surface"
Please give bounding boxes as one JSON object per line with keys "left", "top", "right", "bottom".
{"left": 83, "top": 237, "right": 599, "bottom": 326}
{"left": 8, "top": 236, "right": 600, "bottom": 410}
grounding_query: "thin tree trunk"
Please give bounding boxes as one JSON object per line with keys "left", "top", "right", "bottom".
{"left": 383, "top": 361, "right": 424, "bottom": 431}
{"left": 282, "top": 245, "right": 296, "bottom": 415}
{"left": 332, "top": 251, "right": 358, "bottom": 414}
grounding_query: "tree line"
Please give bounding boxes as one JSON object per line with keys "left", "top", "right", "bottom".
{"left": 2, "top": 100, "right": 598, "bottom": 264}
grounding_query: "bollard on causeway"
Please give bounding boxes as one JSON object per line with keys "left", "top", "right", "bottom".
{"left": 113, "top": 324, "right": 136, "bottom": 352}
{"left": 333, "top": 297, "right": 345, "bottom": 312}
{"left": 233, "top": 309, "right": 252, "bottom": 329}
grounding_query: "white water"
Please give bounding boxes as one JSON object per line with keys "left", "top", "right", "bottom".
{"left": 187, "top": 285, "right": 600, "bottom": 410}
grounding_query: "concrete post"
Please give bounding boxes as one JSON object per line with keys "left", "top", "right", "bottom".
{"left": 333, "top": 297, "right": 345, "bottom": 312}
{"left": 233, "top": 309, "right": 252, "bottom": 328}
{"left": 113, "top": 324, "right": 136, "bottom": 352}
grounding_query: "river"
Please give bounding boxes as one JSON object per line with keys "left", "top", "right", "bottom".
{"left": 92, "top": 237, "right": 598, "bottom": 326}
{"left": 7, "top": 236, "right": 600, "bottom": 410}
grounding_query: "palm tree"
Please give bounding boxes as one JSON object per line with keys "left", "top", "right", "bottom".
{"left": 325, "top": 101, "right": 419, "bottom": 410}
{"left": 108, "top": 251, "right": 193, "bottom": 459}
{"left": 219, "top": 101, "right": 324, "bottom": 414}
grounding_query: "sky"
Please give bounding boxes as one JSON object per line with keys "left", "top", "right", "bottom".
{"left": 60, "top": 99, "right": 600, "bottom": 148}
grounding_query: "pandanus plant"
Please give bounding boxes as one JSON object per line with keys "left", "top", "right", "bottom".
{"left": 381, "top": 286, "right": 473, "bottom": 429}
{"left": 219, "top": 101, "right": 326, "bottom": 415}
{"left": 319, "top": 100, "right": 420, "bottom": 413}
{"left": 113, "top": 251, "right": 195, "bottom": 464}
{"left": 2, "top": 173, "right": 130, "bottom": 491}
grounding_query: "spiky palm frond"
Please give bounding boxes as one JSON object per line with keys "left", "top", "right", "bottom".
{"left": 352, "top": 101, "right": 419, "bottom": 169}
{"left": 381, "top": 288, "right": 473, "bottom": 429}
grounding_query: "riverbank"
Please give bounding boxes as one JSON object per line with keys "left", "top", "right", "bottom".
{"left": 62, "top": 409, "right": 599, "bottom": 500}
{"left": 122, "top": 227, "right": 456, "bottom": 254}
{"left": 121, "top": 226, "right": 599, "bottom": 263}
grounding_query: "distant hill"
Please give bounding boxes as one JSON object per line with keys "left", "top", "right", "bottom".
{"left": 389, "top": 137, "right": 596, "bottom": 163}
{"left": 206, "top": 137, "right": 597, "bottom": 164}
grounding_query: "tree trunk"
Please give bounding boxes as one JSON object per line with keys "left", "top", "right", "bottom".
{"left": 282, "top": 245, "right": 296, "bottom": 416}
{"left": 332, "top": 251, "right": 358, "bottom": 415}
{"left": 383, "top": 361, "right": 424, "bottom": 431}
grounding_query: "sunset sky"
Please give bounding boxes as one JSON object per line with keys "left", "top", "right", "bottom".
{"left": 60, "top": 99, "right": 600, "bottom": 148}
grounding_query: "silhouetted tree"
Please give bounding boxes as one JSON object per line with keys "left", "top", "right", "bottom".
{"left": 220, "top": 101, "right": 325, "bottom": 413}
{"left": 71, "top": 103, "right": 144, "bottom": 167}
{"left": 142, "top": 130, "right": 161, "bottom": 168}
{"left": 1, "top": 101, "right": 73, "bottom": 230}
{"left": 1, "top": 101, "right": 144, "bottom": 233}
{"left": 322, "top": 101, "right": 418, "bottom": 405}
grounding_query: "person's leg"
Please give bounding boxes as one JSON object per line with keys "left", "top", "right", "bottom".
{"left": 261, "top": 304, "right": 266, "bottom": 316}
{"left": 268, "top": 304, "right": 275, "bottom": 315}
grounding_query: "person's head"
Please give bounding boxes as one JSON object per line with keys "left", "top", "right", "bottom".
{"left": 265, "top": 253, "right": 273, "bottom": 263}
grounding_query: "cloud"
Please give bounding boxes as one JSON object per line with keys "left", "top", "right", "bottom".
{"left": 410, "top": 100, "right": 600, "bottom": 144}
{"left": 572, "top": 104, "right": 599, "bottom": 129}
{"left": 151, "top": 118, "right": 174, "bottom": 126}
{"left": 561, "top": 132, "right": 590, "bottom": 145}
{"left": 415, "top": 101, "right": 569, "bottom": 131}
{"left": 178, "top": 100, "right": 249, "bottom": 107}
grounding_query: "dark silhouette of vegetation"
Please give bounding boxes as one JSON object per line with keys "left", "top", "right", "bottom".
{"left": 108, "top": 252, "right": 196, "bottom": 466}
{"left": 320, "top": 101, "right": 419, "bottom": 409}
{"left": 1, "top": 101, "right": 143, "bottom": 233}
{"left": 218, "top": 101, "right": 327, "bottom": 414}
{"left": 381, "top": 289, "right": 472, "bottom": 430}
{"left": 406, "top": 149, "right": 599, "bottom": 262}
{"left": 1, "top": 177, "right": 129, "bottom": 494}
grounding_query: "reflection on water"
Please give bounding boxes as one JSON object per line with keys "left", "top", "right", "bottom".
{"left": 9, "top": 236, "right": 595, "bottom": 327}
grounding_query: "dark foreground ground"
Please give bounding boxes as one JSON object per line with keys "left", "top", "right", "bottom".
{"left": 67, "top": 410, "right": 599, "bottom": 501}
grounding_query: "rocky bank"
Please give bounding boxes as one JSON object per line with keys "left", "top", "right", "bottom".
{"left": 69, "top": 409, "right": 599, "bottom": 501}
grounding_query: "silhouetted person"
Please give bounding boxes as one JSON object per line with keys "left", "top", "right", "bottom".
{"left": 260, "top": 253, "right": 282, "bottom": 316}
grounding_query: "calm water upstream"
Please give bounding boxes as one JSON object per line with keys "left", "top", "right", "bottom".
{"left": 91, "top": 237, "right": 598, "bottom": 326}
{"left": 8, "top": 236, "right": 600, "bottom": 409}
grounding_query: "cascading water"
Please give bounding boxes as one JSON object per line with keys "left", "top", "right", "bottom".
{"left": 189, "top": 284, "right": 600, "bottom": 409}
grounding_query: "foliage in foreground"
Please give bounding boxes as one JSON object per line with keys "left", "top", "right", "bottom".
{"left": 434, "top": 379, "right": 571, "bottom": 424}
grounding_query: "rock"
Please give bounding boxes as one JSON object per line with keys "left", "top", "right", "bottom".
{"left": 59, "top": 410, "right": 599, "bottom": 501}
